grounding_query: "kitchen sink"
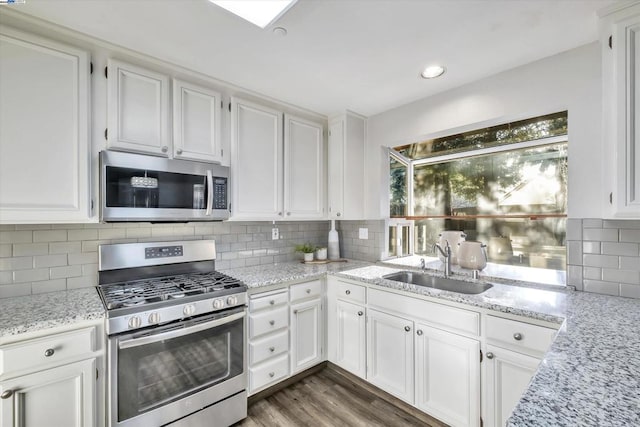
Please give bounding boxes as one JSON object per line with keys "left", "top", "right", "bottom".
{"left": 382, "top": 271, "right": 493, "bottom": 294}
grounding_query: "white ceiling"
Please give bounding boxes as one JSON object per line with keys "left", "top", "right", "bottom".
{"left": 6, "top": 0, "right": 619, "bottom": 117}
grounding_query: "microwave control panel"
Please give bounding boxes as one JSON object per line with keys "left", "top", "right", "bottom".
{"left": 213, "top": 178, "right": 227, "bottom": 209}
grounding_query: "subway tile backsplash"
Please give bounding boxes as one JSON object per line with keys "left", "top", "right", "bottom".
{"left": 567, "top": 218, "right": 640, "bottom": 298}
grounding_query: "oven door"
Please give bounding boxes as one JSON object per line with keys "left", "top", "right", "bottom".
{"left": 108, "top": 308, "right": 246, "bottom": 427}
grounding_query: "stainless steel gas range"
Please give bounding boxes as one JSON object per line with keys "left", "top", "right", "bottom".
{"left": 97, "top": 240, "right": 247, "bottom": 427}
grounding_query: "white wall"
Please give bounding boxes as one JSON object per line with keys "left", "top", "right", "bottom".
{"left": 366, "top": 42, "right": 603, "bottom": 220}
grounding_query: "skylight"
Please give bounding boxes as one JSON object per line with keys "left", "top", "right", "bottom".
{"left": 210, "top": 0, "right": 297, "bottom": 28}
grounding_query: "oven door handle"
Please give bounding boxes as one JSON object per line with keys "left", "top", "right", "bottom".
{"left": 205, "top": 170, "right": 213, "bottom": 216}
{"left": 118, "top": 311, "right": 245, "bottom": 350}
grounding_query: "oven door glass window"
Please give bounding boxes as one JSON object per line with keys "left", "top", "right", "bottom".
{"left": 116, "top": 314, "right": 243, "bottom": 422}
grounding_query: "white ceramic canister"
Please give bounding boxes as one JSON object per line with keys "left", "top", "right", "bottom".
{"left": 437, "top": 231, "right": 467, "bottom": 264}
{"left": 316, "top": 247, "right": 327, "bottom": 261}
{"left": 457, "top": 241, "right": 488, "bottom": 270}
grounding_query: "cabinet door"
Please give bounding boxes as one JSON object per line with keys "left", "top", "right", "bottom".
{"left": 107, "top": 59, "right": 170, "bottom": 156}
{"left": 327, "top": 118, "right": 344, "bottom": 219}
{"left": 483, "top": 345, "right": 540, "bottom": 427}
{"left": 415, "top": 323, "right": 480, "bottom": 427}
{"left": 0, "top": 28, "right": 90, "bottom": 223}
{"left": 334, "top": 300, "right": 366, "bottom": 378}
{"left": 290, "top": 298, "right": 322, "bottom": 374}
{"left": 231, "top": 98, "right": 283, "bottom": 220}
{"left": 366, "top": 308, "right": 414, "bottom": 403}
{"left": 173, "top": 79, "right": 223, "bottom": 163}
{"left": 0, "top": 358, "right": 96, "bottom": 427}
{"left": 284, "top": 115, "right": 324, "bottom": 219}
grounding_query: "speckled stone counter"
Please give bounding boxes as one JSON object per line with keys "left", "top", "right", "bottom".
{"left": 220, "top": 259, "right": 371, "bottom": 290}
{"left": 330, "top": 264, "right": 640, "bottom": 427}
{"left": 0, "top": 287, "right": 105, "bottom": 339}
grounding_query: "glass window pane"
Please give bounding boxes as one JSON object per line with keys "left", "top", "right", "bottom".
{"left": 413, "top": 143, "right": 567, "bottom": 217}
{"left": 395, "top": 111, "right": 567, "bottom": 160}
{"left": 390, "top": 155, "right": 408, "bottom": 216}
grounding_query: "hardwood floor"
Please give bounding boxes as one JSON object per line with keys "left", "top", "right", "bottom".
{"left": 235, "top": 366, "right": 448, "bottom": 427}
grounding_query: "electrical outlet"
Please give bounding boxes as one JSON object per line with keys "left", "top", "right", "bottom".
{"left": 359, "top": 227, "right": 369, "bottom": 239}
{"left": 272, "top": 228, "right": 279, "bottom": 240}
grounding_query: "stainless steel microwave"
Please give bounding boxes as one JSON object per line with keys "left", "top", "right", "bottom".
{"left": 100, "top": 151, "right": 230, "bottom": 222}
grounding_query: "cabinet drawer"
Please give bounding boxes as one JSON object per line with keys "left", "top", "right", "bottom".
{"left": 249, "top": 289, "right": 288, "bottom": 312}
{"left": 0, "top": 327, "right": 96, "bottom": 376}
{"left": 368, "top": 288, "right": 479, "bottom": 336}
{"left": 249, "top": 306, "right": 288, "bottom": 339}
{"left": 290, "top": 280, "right": 322, "bottom": 302}
{"left": 249, "top": 331, "right": 289, "bottom": 365}
{"left": 485, "top": 315, "right": 557, "bottom": 355}
{"left": 250, "top": 354, "right": 289, "bottom": 392}
{"left": 337, "top": 281, "right": 366, "bottom": 304}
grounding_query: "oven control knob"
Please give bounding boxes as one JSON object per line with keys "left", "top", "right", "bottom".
{"left": 128, "top": 316, "right": 142, "bottom": 329}
{"left": 183, "top": 304, "right": 196, "bottom": 316}
{"left": 227, "top": 296, "right": 238, "bottom": 306}
{"left": 148, "top": 312, "right": 161, "bottom": 324}
{"left": 213, "top": 299, "right": 224, "bottom": 309}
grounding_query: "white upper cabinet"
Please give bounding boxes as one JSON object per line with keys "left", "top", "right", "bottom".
{"left": 231, "top": 98, "right": 283, "bottom": 219}
{"left": 107, "top": 59, "right": 170, "bottom": 156}
{"left": 231, "top": 97, "right": 325, "bottom": 220}
{"left": 602, "top": 3, "right": 640, "bottom": 217}
{"left": 284, "top": 114, "right": 324, "bottom": 219}
{"left": 173, "top": 79, "right": 223, "bottom": 163}
{"left": 0, "top": 28, "right": 91, "bottom": 223}
{"left": 328, "top": 112, "right": 366, "bottom": 220}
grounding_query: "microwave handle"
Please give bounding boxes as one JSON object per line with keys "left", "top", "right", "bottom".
{"left": 206, "top": 170, "right": 213, "bottom": 216}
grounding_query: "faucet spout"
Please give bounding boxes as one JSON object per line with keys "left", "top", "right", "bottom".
{"left": 433, "top": 240, "right": 452, "bottom": 277}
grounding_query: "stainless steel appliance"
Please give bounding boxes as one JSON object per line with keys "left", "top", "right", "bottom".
{"left": 97, "top": 240, "right": 247, "bottom": 427}
{"left": 100, "top": 151, "right": 230, "bottom": 222}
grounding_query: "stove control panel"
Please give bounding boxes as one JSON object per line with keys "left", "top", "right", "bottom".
{"left": 145, "top": 245, "right": 183, "bottom": 259}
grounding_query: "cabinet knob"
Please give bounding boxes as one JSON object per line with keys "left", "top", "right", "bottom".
{"left": 269, "top": 300, "right": 275, "bottom": 305}
{"left": 306, "top": 289, "right": 311, "bottom": 294}
{"left": 0, "top": 390, "right": 13, "bottom": 399}
{"left": 293, "top": 310, "right": 298, "bottom": 314}
{"left": 269, "top": 347, "right": 275, "bottom": 353}
{"left": 176, "top": 148, "right": 183, "bottom": 155}
{"left": 345, "top": 290, "right": 351, "bottom": 295}
{"left": 336, "top": 212, "right": 341, "bottom": 217}
{"left": 44, "top": 348, "right": 55, "bottom": 357}
{"left": 404, "top": 326, "right": 411, "bottom": 332}
{"left": 486, "top": 352, "right": 494, "bottom": 359}
{"left": 269, "top": 372, "right": 275, "bottom": 378}
{"left": 513, "top": 333, "right": 523, "bottom": 341}
{"left": 416, "top": 330, "right": 423, "bottom": 336}
{"left": 269, "top": 320, "right": 275, "bottom": 326}
{"left": 357, "top": 311, "right": 364, "bottom": 316}
{"left": 161, "top": 146, "right": 168, "bottom": 153}
{"left": 287, "top": 212, "right": 291, "bottom": 216}
{"left": 278, "top": 212, "right": 283, "bottom": 216}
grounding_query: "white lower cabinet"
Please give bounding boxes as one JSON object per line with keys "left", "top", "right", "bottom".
{"left": 483, "top": 345, "right": 541, "bottom": 427}
{"left": 366, "top": 308, "right": 414, "bottom": 403}
{"left": 334, "top": 300, "right": 366, "bottom": 378}
{"left": 290, "top": 297, "right": 323, "bottom": 374}
{"left": 0, "top": 358, "right": 96, "bottom": 427}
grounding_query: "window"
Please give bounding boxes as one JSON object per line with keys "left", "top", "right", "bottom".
{"left": 388, "top": 112, "right": 568, "bottom": 275}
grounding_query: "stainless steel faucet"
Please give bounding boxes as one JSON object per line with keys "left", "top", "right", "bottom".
{"left": 420, "top": 258, "right": 426, "bottom": 270}
{"left": 433, "top": 240, "right": 452, "bottom": 277}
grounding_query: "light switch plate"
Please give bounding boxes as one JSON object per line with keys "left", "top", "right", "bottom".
{"left": 359, "top": 227, "right": 368, "bottom": 239}
{"left": 272, "top": 228, "right": 279, "bottom": 240}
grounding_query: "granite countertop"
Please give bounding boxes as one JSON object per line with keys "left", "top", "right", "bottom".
{"left": 0, "top": 287, "right": 105, "bottom": 339}
{"left": 330, "top": 264, "right": 640, "bottom": 427}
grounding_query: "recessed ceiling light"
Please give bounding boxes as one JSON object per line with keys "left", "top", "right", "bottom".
{"left": 209, "top": 0, "right": 297, "bottom": 29}
{"left": 421, "top": 65, "right": 446, "bottom": 79}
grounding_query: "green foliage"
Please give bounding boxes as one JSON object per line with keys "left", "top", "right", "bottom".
{"left": 294, "top": 243, "right": 317, "bottom": 254}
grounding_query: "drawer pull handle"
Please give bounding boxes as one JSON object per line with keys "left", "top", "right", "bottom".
{"left": 357, "top": 311, "right": 363, "bottom": 316}
{"left": 1, "top": 390, "right": 14, "bottom": 399}
{"left": 404, "top": 326, "right": 411, "bottom": 332}
{"left": 345, "top": 290, "right": 351, "bottom": 295}
{"left": 416, "top": 330, "right": 423, "bottom": 336}
{"left": 269, "top": 300, "right": 275, "bottom": 305}
{"left": 269, "top": 372, "right": 275, "bottom": 378}
{"left": 269, "top": 320, "right": 275, "bottom": 326}
{"left": 44, "top": 348, "right": 55, "bottom": 357}
{"left": 486, "top": 352, "right": 494, "bottom": 359}
{"left": 513, "top": 333, "right": 523, "bottom": 341}
{"left": 269, "top": 347, "right": 275, "bottom": 352}
{"left": 306, "top": 289, "right": 311, "bottom": 294}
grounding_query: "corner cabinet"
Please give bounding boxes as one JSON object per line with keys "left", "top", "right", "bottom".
{"left": 0, "top": 27, "right": 91, "bottom": 223}
{"left": 328, "top": 112, "right": 366, "bottom": 220}
{"left": 601, "top": 3, "right": 640, "bottom": 217}
{"left": 230, "top": 97, "right": 325, "bottom": 220}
